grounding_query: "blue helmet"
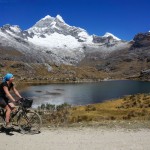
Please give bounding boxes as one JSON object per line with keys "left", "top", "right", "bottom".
{"left": 3, "top": 73, "right": 14, "bottom": 82}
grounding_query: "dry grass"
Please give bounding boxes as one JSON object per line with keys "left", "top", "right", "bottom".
{"left": 1, "top": 52, "right": 150, "bottom": 82}
{"left": 0, "top": 60, "right": 108, "bottom": 83}
{"left": 0, "top": 48, "right": 23, "bottom": 56}
{"left": 69, "top": 94, "right": 150, "bottom": 123}
{"left": 32, "top": 94, "right": 150, "bottom": 128}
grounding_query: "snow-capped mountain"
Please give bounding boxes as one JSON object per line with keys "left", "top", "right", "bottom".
{"left": 0, "top": 15, "right": 129, "bottom": 64}
{"left": 27, "top": 15, "right": 93, "bottom": 48}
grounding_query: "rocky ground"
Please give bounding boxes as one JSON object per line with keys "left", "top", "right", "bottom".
{"left": 1, "top": 31, "right": 150, "bottom": 82}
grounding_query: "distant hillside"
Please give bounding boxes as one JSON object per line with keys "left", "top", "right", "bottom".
{"left": 0, "top": 15, "right": 150, "bottom": 81}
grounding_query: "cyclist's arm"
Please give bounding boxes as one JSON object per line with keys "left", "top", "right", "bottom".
{"left": 12, "top": 86, "right": 22, "bottom": 99}
{"left": 3, "top": 86, "right": 16, "bottom": 102}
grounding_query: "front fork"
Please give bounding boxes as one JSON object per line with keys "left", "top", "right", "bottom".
{"left": 18, "top": 109, "right": 32, "bottom": 126}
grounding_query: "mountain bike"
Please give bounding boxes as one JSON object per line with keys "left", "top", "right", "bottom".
{"left": 0, "top": 98, "right": 42, "bottom": 134}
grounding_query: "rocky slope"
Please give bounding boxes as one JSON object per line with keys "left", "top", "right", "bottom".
{"left": 0, "top": 15, "right": 128, "bottom": 65}
{"left": 0, "top": 15, "right": 150, "bottom": 81}
{"left": 78, "top": 32, "right": 150, "bottom": 80}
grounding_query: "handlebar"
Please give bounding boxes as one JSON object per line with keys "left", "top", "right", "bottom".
{"left": 17, "top": 97, "right": 33, "bottom": 108}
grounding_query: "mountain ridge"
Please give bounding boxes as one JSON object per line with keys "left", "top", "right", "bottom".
{"left": 0, "top": 15, "right": 150, "bottom": 81}
{"left": 0, "top": 15, "right": 128, "bottom": 65}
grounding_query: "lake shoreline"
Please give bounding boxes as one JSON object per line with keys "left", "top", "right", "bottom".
{"left": 16, "top": 78, "right": 142, "bottom": 87}
{"left": 37, "top": 93, "right": 150, "bottom": 130}
{"left": 18, "top": 80, "right": 150, "bottom": 109}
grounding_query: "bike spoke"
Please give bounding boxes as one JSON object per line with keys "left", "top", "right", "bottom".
{"left": 18, "top": 111, "right": 42, "bottom": 134}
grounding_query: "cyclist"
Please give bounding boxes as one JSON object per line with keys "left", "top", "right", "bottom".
{"left": 0, "top": 73, "right": 22, "bottom": 128}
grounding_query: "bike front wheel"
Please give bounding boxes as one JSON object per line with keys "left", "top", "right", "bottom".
{"left": 18, "top": 110, "right": 42, "bottom": 134}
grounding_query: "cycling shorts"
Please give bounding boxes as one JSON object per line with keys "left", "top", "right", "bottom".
{"left": 0, "top": 97, "right": 10, "bottom": 108}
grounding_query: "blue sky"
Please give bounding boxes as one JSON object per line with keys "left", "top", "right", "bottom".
{"left": 0, "top": 0, "right": 149, "bottom": 41}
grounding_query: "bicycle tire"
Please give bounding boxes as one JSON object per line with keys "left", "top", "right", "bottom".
{"left": 0, "top": 115, "right": 5, "bottom": 128}
{"left": 0, "top": 108, "right": 6, "bottom": 129}
{"left": 18, "top": 110, "right": 42, "bottom": 134}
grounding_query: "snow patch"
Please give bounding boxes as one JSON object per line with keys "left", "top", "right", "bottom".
{"left": 56, "top": 15, "right": 65, "bottom": 23}
{"left": 103, "top": 32, "right": 121, "bottom": 41}
{"left": 42, "top": 15, "right": 53, "bottom": 20}
{"left": 78, "top": 31, "right": 93, "bottom": 43}
{"left": 28, "top": 32, "right": 81, "bottom": 49}
{"left": 10, "top": 26, "right": 21, "bottom": 33}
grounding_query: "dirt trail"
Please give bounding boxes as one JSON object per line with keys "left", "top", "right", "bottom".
{"left": 0, "top": 127, "right": 150, "bottom": 150}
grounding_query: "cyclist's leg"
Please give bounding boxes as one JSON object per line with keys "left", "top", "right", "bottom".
{"left": 5, "top": 105, "right": 12, "bottom": 127}
{"left": 0, "top": 98, "right": 15, "bottom": 128}
{"left": 8, "top": 102, "right": 16, "bottom": 111}
{"left": 0, "top": 104, "right": 11, "bottom": 128}
{"left": 2, "top": 98, "right": 14, "bottom": 127}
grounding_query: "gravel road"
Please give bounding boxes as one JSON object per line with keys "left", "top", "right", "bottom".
{"left": 0, "top": 127, "right": 150, "bottom": 150}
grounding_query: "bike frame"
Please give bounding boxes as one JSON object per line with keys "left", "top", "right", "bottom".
{"left": 0, "top": 100, "right": 42, "bottom": 134}
{"left": 0, "top": 105, "right": 29, "bottom": 126}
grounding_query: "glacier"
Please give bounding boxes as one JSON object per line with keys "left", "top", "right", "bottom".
{"left": 0, "top": 15, "right": 129, "bottom": 65}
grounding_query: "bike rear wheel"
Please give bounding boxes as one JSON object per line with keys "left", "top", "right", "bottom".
{"left": 0, "top": 109, "right": 6, "bottom": 129}
{"left": 18, "top": 110, "right": 42, "bottom": 134}
{"left": 0, "top": 116, "right": 5, "bottom": 129}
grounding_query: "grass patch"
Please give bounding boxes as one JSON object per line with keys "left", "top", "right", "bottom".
{"left": 35, "top": 93, "right": 150, "bottom": 128}
{"left": 69, "top": 94, "right": 150, "bottom": 123}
